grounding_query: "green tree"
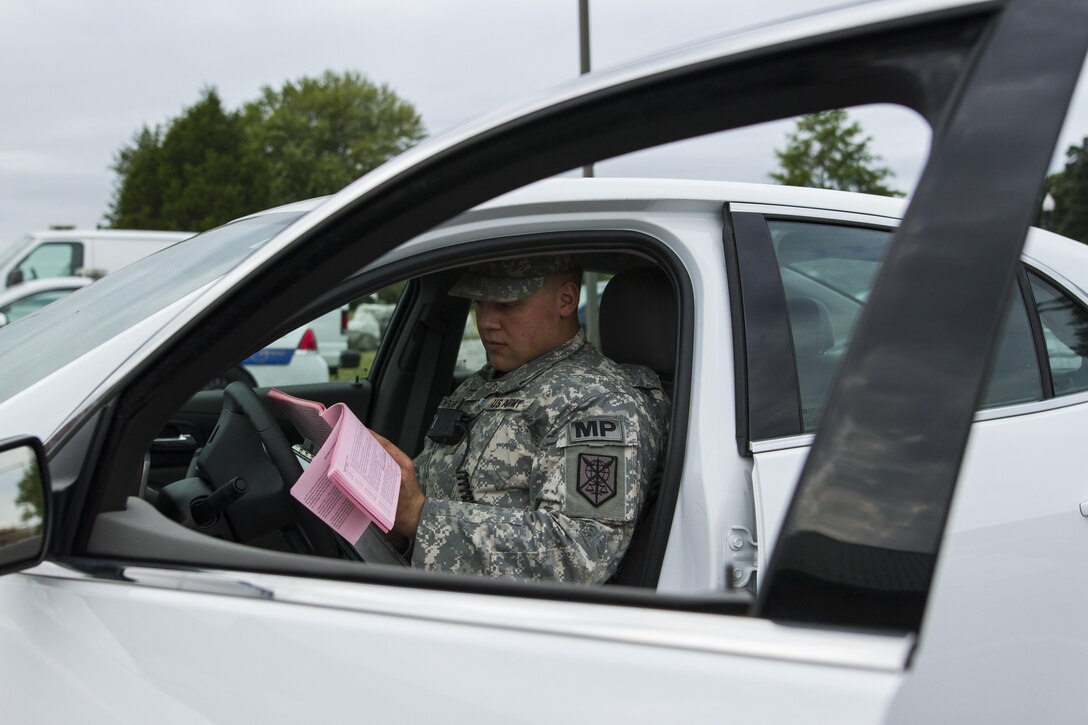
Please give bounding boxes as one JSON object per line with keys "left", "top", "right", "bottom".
{"left": 108, "top": 88, "right": 267, "bottom": 231}
{"left": 243, "top": 70, "right": 426, "bottom": 205}
{"left": 771, "top": 110, "right": 902, "bottom": 196}
{"left": 1044, "top": 137, "right": 1088, "bottom": 243}
{"left": 108, "top": 126, "right": 166, "bottom": 229}
{"left": 107, "top": 71, "right": 426, "bottom": 231}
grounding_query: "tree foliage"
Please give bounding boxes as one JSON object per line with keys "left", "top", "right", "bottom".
{"left": 107, "top": 72, "right": 425, "bottom": 231}
{"left": 1043, "top": 137, "right": 1088, "bottom": 244}
{"left": 244, "top": 70, "right": 426, "bottom": 205}
{"left": 770, "top": 110, "right": 902, "bottom": 197}
{"left": 108, "top": 126, "right": 165, "bottom": 229}
{"left": 108, "top": 88, "right": 266, "bottom": 231}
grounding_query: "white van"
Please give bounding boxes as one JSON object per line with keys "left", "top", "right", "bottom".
{"left": 0, "top": 227, "right": 194, "bottom": 288}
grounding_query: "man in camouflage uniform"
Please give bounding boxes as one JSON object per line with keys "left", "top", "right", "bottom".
{"left": 375, "top": 256, "right": 669, "bottom": 584}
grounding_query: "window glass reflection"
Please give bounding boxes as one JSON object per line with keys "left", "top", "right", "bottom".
{"left": 1030, "top": 272, "right": 1088, "bottom": 395}
{"left": 0, "top": 445, "right": 43, "bottom": 548}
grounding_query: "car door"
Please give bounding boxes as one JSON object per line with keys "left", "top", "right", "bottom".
{"left": 889, "top": 257, "right": 1088, "bottom": 721}
{"left": 2, "top": 1, "right": 1085, "bottom": 722}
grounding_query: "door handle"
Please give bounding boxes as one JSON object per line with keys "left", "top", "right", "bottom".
{"left": 151, "top": 433, "right": 198, "bottom": 451}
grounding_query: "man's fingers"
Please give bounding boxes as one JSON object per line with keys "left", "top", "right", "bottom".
{"left": 370, "top": 430, "right": 413, "bottom": 470}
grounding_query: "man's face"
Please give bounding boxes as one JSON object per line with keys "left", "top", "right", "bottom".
{"left": 474, "top": 276, "right": 578, "bottom": 372}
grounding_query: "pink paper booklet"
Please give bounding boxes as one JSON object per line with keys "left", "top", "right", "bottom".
{"left": 267, "top": 388, "right": 333, "bottom": 445}
{"left": 268, "top": 389, "right": 400, "bottom": 540}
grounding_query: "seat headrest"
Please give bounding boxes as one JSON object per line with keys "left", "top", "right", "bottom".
{"left": 599, "top": 266, "right": 677, "bottom": 378}
{"left": 787, "top": 297, "right": 834, "bottom": 354}
{"left": 775, "top": 231, "right": 821, "bottom": 268}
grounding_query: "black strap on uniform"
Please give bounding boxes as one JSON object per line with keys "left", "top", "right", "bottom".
{"left": 397, "top": 303, "right": 451, "bottom": 454}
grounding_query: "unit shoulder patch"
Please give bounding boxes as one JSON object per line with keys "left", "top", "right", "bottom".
{"left": 576, "top": 453, "right": 619, "bottom": 507}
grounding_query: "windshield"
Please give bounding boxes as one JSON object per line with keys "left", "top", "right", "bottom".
{"left": 0, "top": 212, "right": 305, "bottom": 402}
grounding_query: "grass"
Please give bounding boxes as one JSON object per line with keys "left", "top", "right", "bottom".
{"left": 332, "top": 350, "right": 378, "bottom": 381}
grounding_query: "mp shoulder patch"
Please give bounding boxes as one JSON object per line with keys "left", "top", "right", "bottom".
{"left": 577, "top": 452, "right": 619, "bottom": 507}
{"left": 568, "top": 417, "right": 625, "bottom": 444}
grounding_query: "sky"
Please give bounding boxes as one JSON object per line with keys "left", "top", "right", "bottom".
{"left": 1, "top": 0, "right": 1086, "bottom": 244}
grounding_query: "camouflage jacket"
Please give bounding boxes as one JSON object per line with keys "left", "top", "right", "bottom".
{"left": 411, "top": 329, "right": 669, "bottom": 584}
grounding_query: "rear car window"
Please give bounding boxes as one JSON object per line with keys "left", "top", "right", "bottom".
{"left": 1029, "top": 271, "right": 1088, "bottom": 395}
{"left": 771, "top": 220, "right": 1042, "bottom": 432}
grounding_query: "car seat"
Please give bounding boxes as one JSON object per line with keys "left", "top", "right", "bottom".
{"left": 599, "top": 265, "right": 677, "bottom": 398}
{"left": 785, "top": 295, "right": 837, "bottom": 431}
{"left": 598, "top": 265, "right": 677, "bottom": 587}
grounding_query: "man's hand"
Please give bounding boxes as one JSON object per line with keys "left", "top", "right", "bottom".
{"left": 371, "top": 431, "right": 426, "bottom": 538}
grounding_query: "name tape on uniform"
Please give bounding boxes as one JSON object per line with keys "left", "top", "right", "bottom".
{"left": 484, "top": 398, "right": 530, "bottom": 412}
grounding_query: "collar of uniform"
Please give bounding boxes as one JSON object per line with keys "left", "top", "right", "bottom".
{"left": 481, "top": 329, "right": 586, "bottom": 394}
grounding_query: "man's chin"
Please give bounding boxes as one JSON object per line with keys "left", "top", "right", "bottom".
{"left": 487, "top": 353, "right": 516, "bottom": 373}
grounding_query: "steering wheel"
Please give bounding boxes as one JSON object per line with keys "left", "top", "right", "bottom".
{"left": 218, "top": 381, "right": 303, "bottom": 488}
{"left": 156, "top": 381, "right": 346, "bottom": 557}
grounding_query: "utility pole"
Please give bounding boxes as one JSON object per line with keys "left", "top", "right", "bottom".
{"left": 579, "top": 0, "right": 594, "bottom": 180}
{"left": 579, "top": 0, "right": 601, "bottom": 345}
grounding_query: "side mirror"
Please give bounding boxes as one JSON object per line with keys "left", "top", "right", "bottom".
{"left": 0, "top": 436, "right": 51, "bottom": 575}
{"left": 0, "top": 312, "right": 8, "bottom": 328}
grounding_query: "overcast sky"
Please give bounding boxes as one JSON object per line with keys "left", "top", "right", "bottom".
{"left": 1, "top": 0, "right": 1086, "bottom": 244}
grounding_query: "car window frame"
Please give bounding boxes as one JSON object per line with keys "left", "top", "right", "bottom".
{"left": 1025, "top": 266, "right": 1088, "bottom": 396}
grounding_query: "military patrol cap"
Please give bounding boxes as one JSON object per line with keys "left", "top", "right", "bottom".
{"left": 448, "top": 255, "right": 577, "bottom": 303}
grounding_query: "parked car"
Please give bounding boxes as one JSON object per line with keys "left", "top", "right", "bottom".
{"left": 0, "top": 1, "right": 1085, "bottom": 722}
{"left": 307, "top": 304, "right": 351, "bottom": 372}
{"left": 347, "top": 299, "right": 395, "bottom": 351}
{"left": 207, "top": 324, "right": 330, "bottom": 389}
{"left": 0, "top": 276, "right": 91, "bottom": 326}
{"left": 0, "top": 227, "right": 194, "bottom": 288}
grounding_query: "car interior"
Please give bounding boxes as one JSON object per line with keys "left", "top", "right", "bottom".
{"left": 138, "top": 243, "right": 685, "bottom": 588}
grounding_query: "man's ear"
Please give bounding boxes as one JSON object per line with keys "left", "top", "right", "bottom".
{"left": 557, "top": 280, "right": 580, "bottom": 318}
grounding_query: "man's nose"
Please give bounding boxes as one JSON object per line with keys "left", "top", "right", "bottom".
{"left": 476, "top": 302, "right": 500, "bottom": 330}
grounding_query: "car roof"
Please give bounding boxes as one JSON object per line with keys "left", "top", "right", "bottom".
{"left": 21, "top": 229, "right": 195, "bottom": 242}
{"left": 479, "top": 177, "right": 907, "bottom": 218}
{"left": 262, "top": 178, "right": 906, "bottom": 222}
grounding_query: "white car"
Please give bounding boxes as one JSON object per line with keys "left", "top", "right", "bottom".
{"left": 0, "top": 227, "right": 193, "bottom": 288}
{"left": 0, "top": 1, "right": 1086, "bottom": 722}
{"left": 0, "top": 276, "right": 91, "bottom": 326}
{"left": 306, "top": 304, "right": 351, "bottom": 372}
{"left": 209, "top": 324, "right": 331, "bottom": 389}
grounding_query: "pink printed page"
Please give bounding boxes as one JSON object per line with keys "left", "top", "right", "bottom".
{"left": 267, "top": 388, "right": 332, "bottom": 445}
{"left": 325, "top": 408, "right": 400, "bottom": 532}
{"left": 289, "top": 433, "right": 372, "bottom": 543}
